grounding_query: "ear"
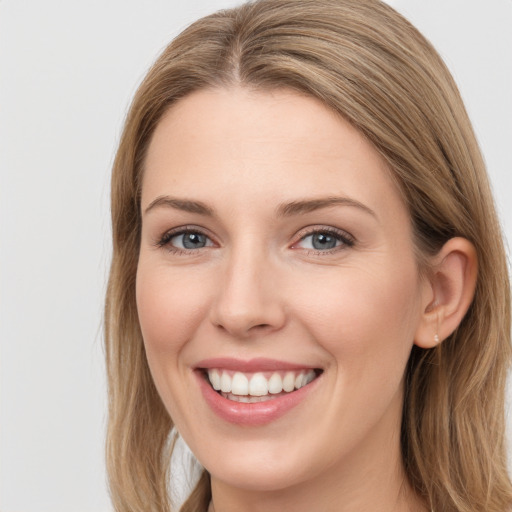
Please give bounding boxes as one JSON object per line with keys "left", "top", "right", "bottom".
{"left": 414, "top": 237, "right": 477, "bottom": 349}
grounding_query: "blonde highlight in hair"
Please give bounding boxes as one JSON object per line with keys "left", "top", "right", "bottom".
{"left": 105, "top": 1, "right": 512, "bottom": 511}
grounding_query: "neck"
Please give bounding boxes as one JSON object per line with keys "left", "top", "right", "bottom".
{"left": 210, "top": 466, "right": 425, "bottom": 512}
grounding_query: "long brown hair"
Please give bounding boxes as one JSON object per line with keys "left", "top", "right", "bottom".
{"left": 105, "top": 1, "right": 512, "bottom": 510}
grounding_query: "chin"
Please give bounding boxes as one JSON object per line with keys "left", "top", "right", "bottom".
{"left": 207, "top": 456, "right": 312, "bottom": 492}
{"left": 188, "top": 430, "right": 329, "bottom": 493}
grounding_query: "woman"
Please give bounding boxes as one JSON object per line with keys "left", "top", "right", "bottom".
{"left": 104, "top": 1, "right": 512, "bottom": 511}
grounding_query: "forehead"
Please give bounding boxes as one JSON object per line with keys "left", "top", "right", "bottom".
{"left": 141, "top": 86, "right": 407, "bottom": 225}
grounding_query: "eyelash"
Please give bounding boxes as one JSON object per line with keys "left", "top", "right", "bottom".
{"left": 155, "top": 226, "right": 355, "bottom": 255}
{"left": 155, "top": 226, "right": 213, "bottom": 255}
{"left": 293, "top": 227, "right": 355, "bottom": 255}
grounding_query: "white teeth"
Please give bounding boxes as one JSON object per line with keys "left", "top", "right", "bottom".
{"left": 210, "top": 369, "right": 221, "bottom": 391}
{"left": 249, "top": 373, "right": 268, "bottom": 396}
{"left": 282, "top": 372, "right": 295, "bottom": 392}
{"left": 268, "top": 373, "right": 283, "bottom": 394}
{"left": 222, "top": 392, "right": 277, "bottom": 403}
{"left": 231, "top": 372, "right": 249, "bottom": 395}
{"left": 304, "top": 371, "right": 315, "bottom": 385}
{"left": 206, "top": 368, "right": 318, "bottom": 399}
{"left": 220, "top": 372, "right": 231, "bottom": 393}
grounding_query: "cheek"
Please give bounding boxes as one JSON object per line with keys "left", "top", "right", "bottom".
{"left": 292, "top": 262, "right": 422, "bottom": 371}
{"left": 135, "top": 263, "right": 209, "bottom": 360}
{"left": 135, "top": 262, "right": 215, "bottom": 425}
{"left": 290, "top": 263, "right": 423, "bottom": 449}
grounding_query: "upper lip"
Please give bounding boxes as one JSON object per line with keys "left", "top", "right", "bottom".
{"left": 194, "top": 357, "right": 320, "bottom": 372}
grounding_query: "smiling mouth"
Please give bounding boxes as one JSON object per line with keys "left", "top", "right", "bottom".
{"left": 203, "top": 368, "right": 322, "bottom": 403}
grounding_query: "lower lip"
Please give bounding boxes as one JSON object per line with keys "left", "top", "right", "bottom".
{"left": 196, "top": 371, "right": 320, "bottom": 426}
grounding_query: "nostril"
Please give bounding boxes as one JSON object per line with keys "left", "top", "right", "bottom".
{"left": 213, "top": 322, "right": 272, "bottom": 337}
{"left": 212, "top": 311, "right": 281, "bottom": 337}
{"left": 253, "top": 323, "right": 272, "bottom": 330}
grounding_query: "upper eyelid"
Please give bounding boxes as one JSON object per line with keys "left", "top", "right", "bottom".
{"left": 161, "top": 225, "right": 213, "bottom": 237}
{"left": 293, "top": 225, "right": 355, "bottom": 241}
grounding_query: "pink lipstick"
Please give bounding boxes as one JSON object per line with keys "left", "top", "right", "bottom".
{"left": 195, "top": 358, "right": 322, "bottom": 426}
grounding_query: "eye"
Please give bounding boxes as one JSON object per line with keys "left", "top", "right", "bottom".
{"left": 157, "top": 228, "right": 214, "bottom": 252}
{"left": 172, "top": 231, "right": 211, "bottom": 249}
{"left": 294, "top": 228, "right": 354, "bottom": 252}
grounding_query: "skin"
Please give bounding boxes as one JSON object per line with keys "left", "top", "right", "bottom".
{"left": 136, "top": 86, "right": 441, "bottom": 512}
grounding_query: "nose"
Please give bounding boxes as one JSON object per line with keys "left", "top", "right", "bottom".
{"left": 209, "top": 246, "right": 286, "bottom": 339}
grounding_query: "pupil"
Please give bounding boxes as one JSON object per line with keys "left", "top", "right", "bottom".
{"left": 312, "top": 233, "right": 336, "bottom": 250}
{"left": 183, "top": 233, "right": 206, "bottom": 249}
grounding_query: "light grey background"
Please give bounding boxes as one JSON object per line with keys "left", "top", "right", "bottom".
{"left": 1, "top": 1, "right": 511, "bottom": 511}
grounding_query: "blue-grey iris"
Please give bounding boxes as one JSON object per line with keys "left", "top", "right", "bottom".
{"left": 182, "top": 233, "right": 207, "bottom": 249}
{"left": 312, "top": 233, "right": 337, "bottom": 250}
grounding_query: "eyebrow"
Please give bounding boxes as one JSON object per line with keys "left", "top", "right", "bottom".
{"left": 276, "top": 196, "right": 377, "bottom": 218}
{"left": 144, "top": 196, "right": 214, "bottom": 216}
{"left": 143, "top": 195, "right": 376, "bottom": 219}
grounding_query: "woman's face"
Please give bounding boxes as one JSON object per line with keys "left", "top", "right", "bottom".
{"left": 137, "top": 87, "right": 431, "bottom": 492}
